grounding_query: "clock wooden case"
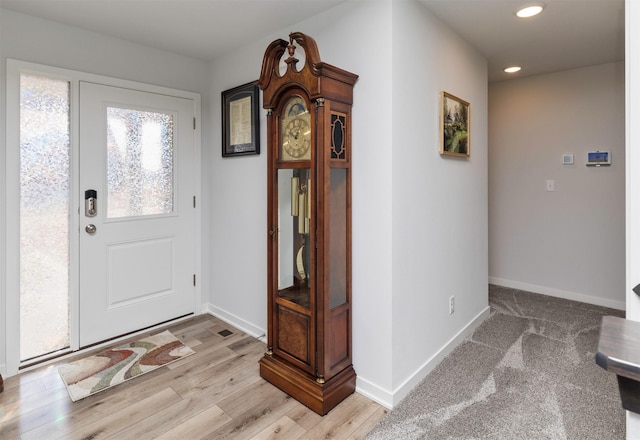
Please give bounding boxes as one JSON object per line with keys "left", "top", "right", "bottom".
{"left": 258, "top": 32, "right": 358, "bottom": 415}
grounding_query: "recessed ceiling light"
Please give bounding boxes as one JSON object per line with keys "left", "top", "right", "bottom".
{"left": 504, "top": 66, "right": 522, "bottom": 73}
{"left": 515, "top": 2, "right": 545, "bottom": 18}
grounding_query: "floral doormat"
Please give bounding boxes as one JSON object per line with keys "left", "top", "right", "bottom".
{"left": 58, "top": 330, "right": 194, "bottom": 401}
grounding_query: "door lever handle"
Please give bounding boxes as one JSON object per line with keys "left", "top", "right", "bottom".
{"left": 85, "top": 189, "right": 97, "bottom": 217}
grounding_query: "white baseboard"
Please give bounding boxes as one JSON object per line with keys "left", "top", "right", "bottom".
{"left": 0, "top": 363, "right": 6, "bottom": 378}
{"left": 628, "top": 412, "right": 640, "bottom": 440}
{"left": 358, "top": 306, "right": 490, "bottom": 410}
{"left": 3, "top": 304, "right": 490, "bottom": 409}
{"left": 205, "top": 303, "right": 490, "bottom": 411}
{"left": 356, "top": 376, "right": 394, "bottom": 410}
{"left": 204, "top": 304, "right": 394, "bottom": 410}
{"left": 205, "top": 303, "right": 266, "bottom": 340}
{"left": 489, "top": 277, "right": 626, "bottom": 311}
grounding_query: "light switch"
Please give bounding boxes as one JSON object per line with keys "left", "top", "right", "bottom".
{"left": 546, "top": 180, "right": 555, "bottom": 192}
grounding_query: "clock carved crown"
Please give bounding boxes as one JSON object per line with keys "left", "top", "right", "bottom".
{"left": 257, "top": 32, "right": 359, "bottom": 415}
{"left": 258, "top": 32, "right": 358, "bottom": 110}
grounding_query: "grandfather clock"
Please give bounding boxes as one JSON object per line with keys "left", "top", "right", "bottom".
{"left": 258, "top": 32, "right": 358, "bottom": 415}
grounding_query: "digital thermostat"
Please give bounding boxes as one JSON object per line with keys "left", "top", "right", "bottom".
{"left": 586, "top": 151, "right": 610, "bottom": 166}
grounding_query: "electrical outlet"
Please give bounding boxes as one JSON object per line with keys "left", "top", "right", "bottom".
{"left": 449, "top": 296, "right": 455, "bottom": 314}
{"left": 546, "top": 179, "right": 555, "bottom": 192}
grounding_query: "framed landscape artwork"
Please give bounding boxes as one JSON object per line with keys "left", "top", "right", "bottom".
{"left": 440, "top": 91, "right": 470, "bottom": 157}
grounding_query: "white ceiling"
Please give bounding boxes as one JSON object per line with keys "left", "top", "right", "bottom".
{"left": 0, "top": 0, "right": 625, "bottom": 82}
{"left": 420, "top": 0, "right": 624, "bottom": 82}
{"left": 0, "top": 0, "right": 346, "bottom": 61}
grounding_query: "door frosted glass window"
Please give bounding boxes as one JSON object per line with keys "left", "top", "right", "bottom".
{"left": 106, "top": 107, "right": 174, "bottom": 218}
{"left": 19, "top": 74, "right": 70, "bottom": 361}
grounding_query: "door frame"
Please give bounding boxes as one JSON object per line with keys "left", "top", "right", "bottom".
{"left": 4, "top": 59, "right": 202, "bottom": 377}
{"left": 626, "top": 0, "right": 640, "bottom": 434}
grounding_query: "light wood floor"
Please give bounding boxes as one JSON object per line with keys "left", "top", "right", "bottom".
{"left": 0, "top": 314, "right": 387, "bottom": 439}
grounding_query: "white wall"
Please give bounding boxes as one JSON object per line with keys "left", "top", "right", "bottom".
{"left": 390, "top": 0, "right": 489, "bottom": 403}
{"left": 1, "top": 1, "right": 632, "bottom": 428}
{"left": 0, "top": 8, "right": 211, "bottom": 375}
{"left": 489, "top": 62, "right": 626, "bottom": 310}
{"left": 207, "top": 0, "right": 396, "bottom": 401}
{"left": 0, "top": 1, "right": 489, "bottom": 408}
{"left": 207, "top": 0, "right": 489, "bottom": 408}
{"left": 206, "top": 33, "right": 269, "bottom": 338}
{"left": 1, "top": 0, "right": 490, "bottom": 411}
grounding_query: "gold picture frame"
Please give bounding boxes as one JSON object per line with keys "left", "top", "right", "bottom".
{"left": 440, "top": 91, "right": 470, "bottom": 157}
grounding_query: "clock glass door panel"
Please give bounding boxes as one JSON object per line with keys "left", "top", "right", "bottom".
{"left": 277, "top": 168, "right": 311, "bottom": 309}
{"left": 329, "top": 168, "right": 348, "bottom": 309}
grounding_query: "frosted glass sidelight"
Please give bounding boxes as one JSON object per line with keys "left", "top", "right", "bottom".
{"left": 106, "top": 107, "right": 174, "bottom": 218}
{"left": 20, "top": 74, "right": 71, "bottom": 361}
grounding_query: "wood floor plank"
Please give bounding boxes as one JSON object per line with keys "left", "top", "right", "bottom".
{"left": 20, "top": 387, "right": 181, "bottom": 440}
{"left": 285, "top": 403, "right": 324, "bottom": 430}
{"left": 204, "top": 380, "right": 300, "bottom": 440}
{"left": 163, "top": 313, "right": 213, "bottom": 334}
{"left": 166, "top": 343, "right": 237, "bottom": 373}
{"left": 250, "top": 415, "right": 307, "bottom": 440}
{"left": 216, "top": 377, "right": 290, "bottom": 420}
{"left": 0, "top": 371, "right": 47, "bottom": 403}
{"left": 105, "top": 381, "right": 245, "bottom": 439}
{"left": 227, "top": 334, "right": 265, "bottom": 354}
{"left": 191, "top": 328, "right": 253, "bottom": 354}
{"left": 19, "top": 367, "right": 183, "bottom": 439}
{"left": 7, "top": 314, "right": 384, "bottom": 440}
{"left": 298, "top": 392, "right": 383, "bottom": 440}
{"left": 346, "top": 406, "right": 388, "bottom": 440}
{"left": 170, "top": 321, "right": 219, "bottom": 342}
{"left": 1, "top": 384, "right": 75, "bottom": 438}
{"left": 228, "top": 336, "right": 269, "bottom": 363}
{"left": 60, "top": 387, "right": 182, "bottom": 440}
{"left": 40, "top": 365, "right": 67, "bottom": 390}
{"left": 2, "top": 365, "right": 69, "bottom": 428}
{"left": 2, "top": 364, "right": 51, "bottom": 391}
{"left": 171, "top": 356, "right": 261, "bottom": 399}
{"left": 154, "top": 405, "right": 231, "bottom": 440}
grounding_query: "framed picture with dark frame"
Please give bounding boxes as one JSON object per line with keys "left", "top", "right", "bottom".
{"left": 440, "top": 91, "right": 470, "bottom": 158}
{"left": 222, "top": 81, "right": 260, "bottom": 157}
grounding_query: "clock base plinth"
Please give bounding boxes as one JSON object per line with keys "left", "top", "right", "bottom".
{"left": 259, "top": 354, "right": 356, "bottom": 416}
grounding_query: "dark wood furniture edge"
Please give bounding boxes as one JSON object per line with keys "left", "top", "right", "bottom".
{"left": 596, "top": 315, "right": 640, "bottom": 413}
{"left": 259, "top": 354, "right": 356, "bottom": 415}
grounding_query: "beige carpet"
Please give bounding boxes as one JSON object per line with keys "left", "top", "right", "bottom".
{"left": 366, "top": 286, "right": 626, "bottom": 439}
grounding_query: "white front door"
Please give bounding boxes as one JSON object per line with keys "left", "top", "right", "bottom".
{"left": 78, "top": 82, "right": 196, "bottom": 346}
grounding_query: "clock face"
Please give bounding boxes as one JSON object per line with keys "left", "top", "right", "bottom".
{"left": 280, "top": 96, "right": 311, "bottom": 161}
